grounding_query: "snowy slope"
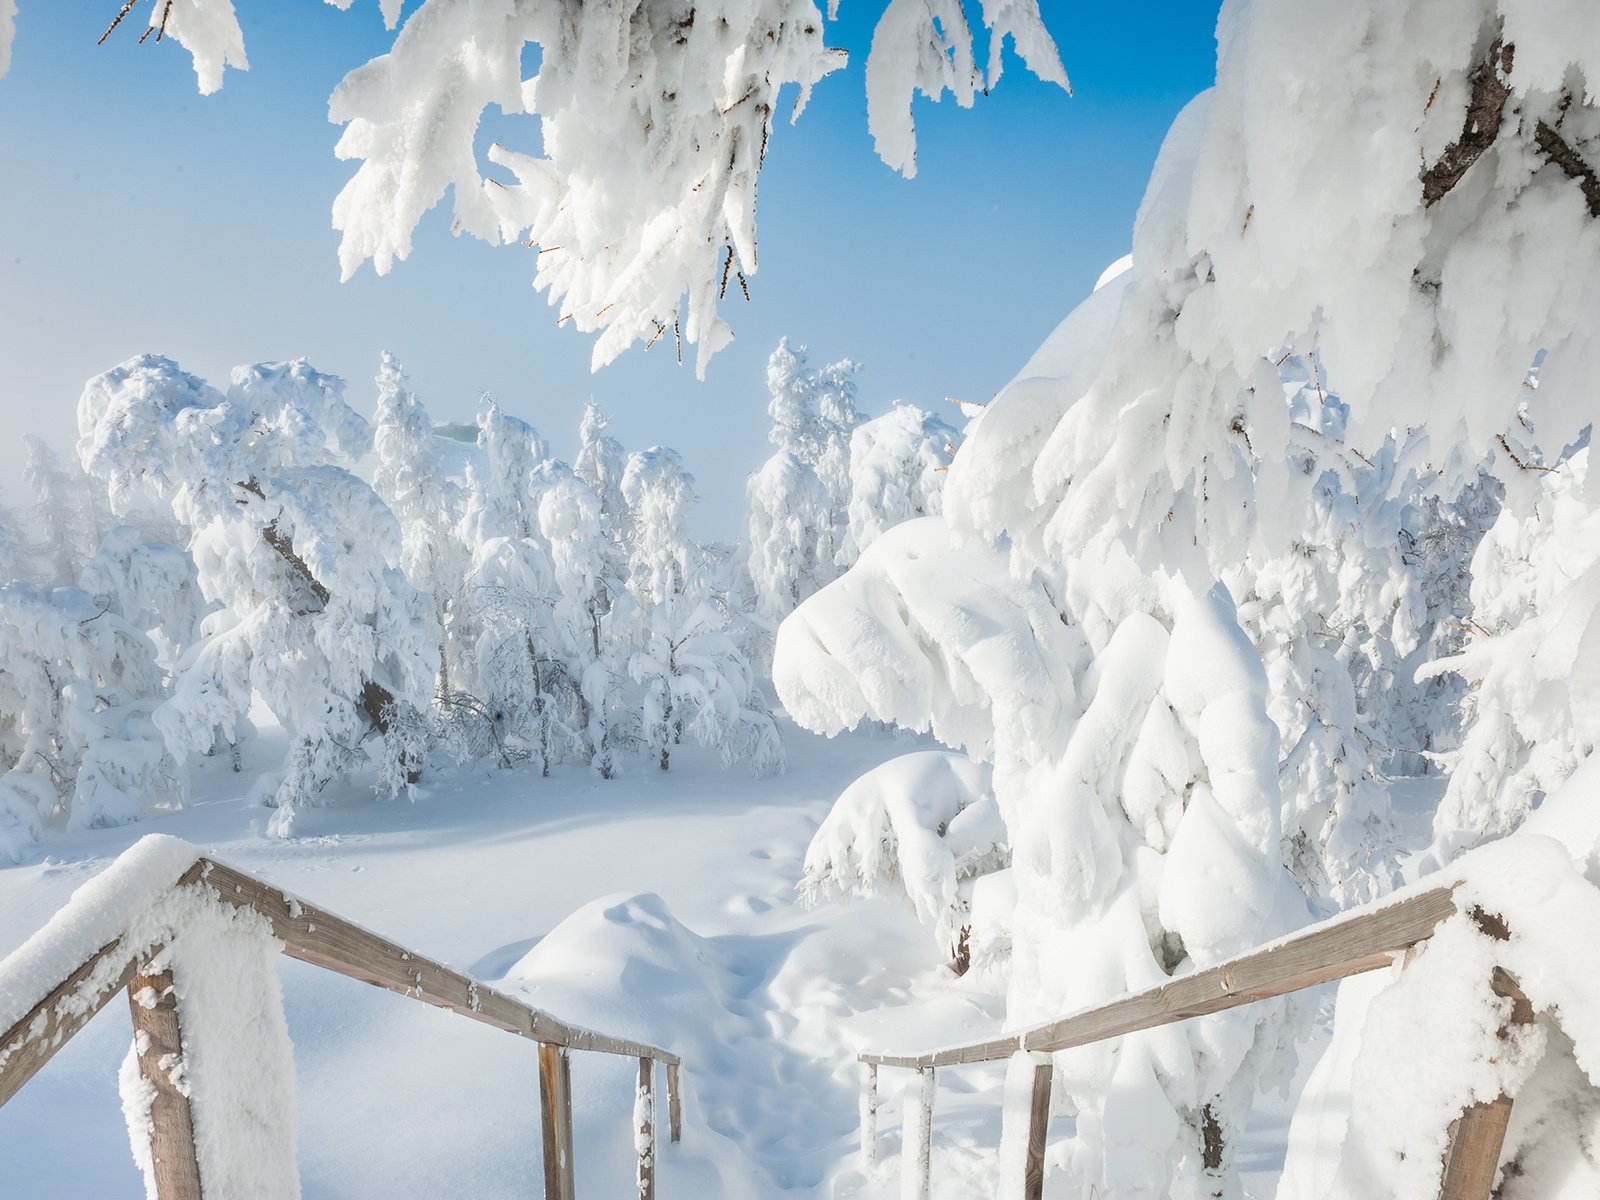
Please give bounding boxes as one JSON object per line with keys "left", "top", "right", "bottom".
{"left": 0, "top": 720, "right": 997, "bottom": 1198}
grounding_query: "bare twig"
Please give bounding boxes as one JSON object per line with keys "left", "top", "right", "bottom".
{"left": 1496, "top": 433, "right": 1557, "bottom": 473}
{"left": 99, "top": 1, "right": 138, "bottom": 45}
{"left": 1533, "top": 116, "right": 1600, "bottom": 218}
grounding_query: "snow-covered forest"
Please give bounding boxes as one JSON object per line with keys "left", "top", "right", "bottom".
{"left": 3, "top": 0, "right": 1600, "bottom": 1198}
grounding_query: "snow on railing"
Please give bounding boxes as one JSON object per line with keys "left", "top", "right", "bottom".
{"left": 856, "top": 880, "right": 1527, "bottom": 1200}
{"left": 0, "top": 836, "right": 682, "bottom": 1200}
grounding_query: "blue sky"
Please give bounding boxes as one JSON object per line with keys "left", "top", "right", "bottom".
{"left": 0, "top": 2, "right": 1221, "bottom": 538}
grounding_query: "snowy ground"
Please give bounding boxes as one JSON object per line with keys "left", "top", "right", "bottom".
{"left": 0, "top": 719, "right": 1337, "bottom": 1198}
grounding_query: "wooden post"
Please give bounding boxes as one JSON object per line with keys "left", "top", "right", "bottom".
{"left": 901, "top": 1066, "right": 935, "bottom": 1200}
{"left": 1022, "top": 1059, "right": 1052, "bottom": 1200}
{"left": 666, "top": 1061, "right": 682, "bottom": 1143}
{"left": 1436, "top": 958, "right": 1533, "bottom": 1200}
{"left": 860, "top": 1062, "right": 879, "bottom": 1165}
{"left": 126, "top": 962, "right": 204, "bottom": 1200}
{"left": 636, "top": 1057, "right": 655, "bottom": 1200}
{"left": 538, "top": 1043, "right": 576, "bottom": 1200}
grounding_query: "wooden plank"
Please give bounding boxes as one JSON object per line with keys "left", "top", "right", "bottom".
{"left": 901, "top": 1066, "right": 935, "bottom": 1200}
{"left": 0, "top": 935, "right": 138, "bottom": 1108}
{"left": 863, "top": 886, "right": 1459, "bottom": 1069}
{"left": 192, "top": 859, "right": 678, "bottom": 1064}
{"left": 666, "top": 1061, "right": 682, "bottom": 1144}
{"left": 539, "top": 1043, "right": 576, "bottom": 1200}
{"left": 1023, "top": 1059, "right": 1052, "bottom": 1200}
{"left": 860, "top": 1062, "right": 879, "bottom": 1165}
{"left": 636, "top": 1057, "right": 655, "bottom": 1200}
{"left": 126, "top": 963, "right": 204, "bottom": 1200}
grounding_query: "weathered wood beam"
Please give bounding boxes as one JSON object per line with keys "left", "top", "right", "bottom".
{"left": 860, "top": 1062, "right": 879, "bottom": 1165}
{"left": 1436, "top": 914, "right": 1535, "bottom": 1199}
{"left": 127, "top": 961, "right": 204, "bottom": 1200}
{"left": 636, "top": 1057, "right": 656, "bottom": 1200}
{"left": 0, "top": 936, "right": 139, "bottom": 1107}
{"left": 667, "top": 1061, "right": 683, "bottom": 1143}
{"left": 192, "top": 858, "right": 678, "bottom": 1064}
{"left": 902, "top": 1066, "right": 935, "bottom": 1200}
{"left": 864, "top": 886, "right": 1459, "bottom": 1069}
{"left": 539, "top": 1043, "right": 576, "bottom": 1200}
{"left": 1022, "top": 1059, "right": 1052, "bottom": 1200}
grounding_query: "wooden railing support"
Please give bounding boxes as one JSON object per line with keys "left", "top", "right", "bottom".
{"left": 666, "top": 1061, "right": 682, "bottom": 1144}
{"left": 1437, "top": 914, "right": 1535, "bottom": 1199}
{"left": 126, "top": 960, "right": 204, "bottom": 1200}
{"left": 901, "top": 1066, "right": 935, "bottom": 1200}
{"left": 637, "top": 1057, "right": 656, "bottom": 1200}
{"left": 538, "top": 1043, "right": 576, "bottom": 1200}
{"left": 2, "top": 851, "right": 687, "bottom": 1197}
{"left": 1022, "top": 1058, "right": 1052, "bottom": 1200}
{"left": 860, "top": 1062, "right": 879, "bottom": 1165}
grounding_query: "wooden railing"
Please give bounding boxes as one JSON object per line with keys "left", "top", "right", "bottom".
{"left": 859, "top": 884, "right": 1531, "bottom": 1200}
{"left": 0, "top": 853, "right": 682, "bottom": 1200}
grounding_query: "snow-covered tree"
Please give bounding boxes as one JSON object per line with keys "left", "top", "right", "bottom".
{"left": 624, "top": 448, "right": 782, "bottom": 775}
{"left": 460, "top": 395, "right": 547, "bottom": 544}
{"left": 78, "top": 353, "right": 438, "bottom": 836}
{"left": 22, "top": 434, "right": 104, "bottom": 586}
{"left": 747, "top": 339, "right": 866, "bottom": 623}
{"left": 746, "top": 451, "right": 835, "bottom": 624}
{"left": 845, "top": 400, "right": 956, "bottom": 556}
{"left": 537, "top": 460, "right": 630, "bottom": 778}
{"left": 0, "top": 578, "right": 182, "bottom": 854}
{"left": 575, "top": 399, "right": 627, "bottom": 530}
{"left": 371, "top": 351, "right": 469, "bottom": 694}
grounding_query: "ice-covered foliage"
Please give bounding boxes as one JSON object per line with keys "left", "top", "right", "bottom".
{"left": 79, "top": 526, "right": 208, "bottom": 667}
{"left": 780, "top": 528, "right": 1307, "bottom": 1194}
{"left": 1422, "top": 443, "right": 1600, "bottom": 865}
{"left": 865, "top": 0, "right": 1068, "bottom": 177}
{"left": 78, "top": 354, "right": 437, "bottom": 836}
{"left": 799, "top": 750, "right": 1002, "bottom": 957}
{"left": 845, "top": 401, "right": 955, "bottom": 555}
{"left": 952, "top": 3, "right": 1600, "bottom": 584}
{"left": 97, "top": 0, "right": 1059, "bottom": 373}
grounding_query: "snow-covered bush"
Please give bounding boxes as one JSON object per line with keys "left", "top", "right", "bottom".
{"left": 78, "top": 353, "right": 439, "bottom": 836}
{"left": 800, "top": 750, "right": 1002, "bottom": 961}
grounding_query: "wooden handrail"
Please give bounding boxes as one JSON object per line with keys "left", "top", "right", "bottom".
{"left": 0, "top": 851, "right": 684, "bottom": 1200}
{"left": 858, "top": 883, "right": 1527, "bottom": 1200}
{"left": 862, "top": 885, "right": 1460, "bottom": 1069}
